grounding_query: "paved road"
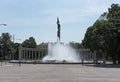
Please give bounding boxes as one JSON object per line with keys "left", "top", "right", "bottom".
{"left": 0, "top": 63, "right": 120, "bottom": 82}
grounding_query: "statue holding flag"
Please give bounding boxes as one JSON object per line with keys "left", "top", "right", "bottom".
{"left": 57, "top": 17, "right": 61, "bottom": 41}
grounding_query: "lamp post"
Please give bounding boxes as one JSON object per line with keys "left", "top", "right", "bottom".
{"left": 12, "top": 34, "right": 21, "bottom": 60}
{"left": 0, "top": 24, "right": 7, "bottom": 26}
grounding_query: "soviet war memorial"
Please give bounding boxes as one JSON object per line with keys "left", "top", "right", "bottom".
{"left": 18, "top": 17, "right": 93, "bottom": 64}
{"left": 0, "top": 0, "right": 120, "bottom": 82}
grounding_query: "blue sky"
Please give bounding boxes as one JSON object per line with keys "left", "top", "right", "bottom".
{"left": 0, "top": 0, "right": 120, "bottom": 44}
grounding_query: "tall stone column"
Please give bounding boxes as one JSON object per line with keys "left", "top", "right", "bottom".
{"left": 28, "top": 51, "right": 30, "bottom": 60}
{"left": 19, "top": 45, "right": 22, "bottom": 60}
{"left": 35, "top": 51, "right": 37, "bottom": 60}
{"left": 26, "top": 50, "right": 27, "bottom": 60}
{"left": 90, "top": 52, "right": 92, "bottom": 61}
{"left": 94, "top": 51, "right": 96, "bottom": 60}
{"left": 23, "top": 50, "right": 25, "bottom": 60}
{"left": 32, "top": 51, "right": 34, "bottom": 60}
{"left": 38, "top": 51, "right": 40, "bottom": 60}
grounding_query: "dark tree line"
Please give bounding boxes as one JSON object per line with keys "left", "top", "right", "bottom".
{"left": 82, "top": 4, "right": 120, "bottom": 64}
{"left": 22, "top": 37, "right": 37, "bottom": 48}
{"left": 69, "top": 42, "right": 84, "bottom": 49}
{"left": 0, "top": 33, "right": 14, "bottom": 60}
{"left": 0, "top": 33, "right": 37, "bottom": 60}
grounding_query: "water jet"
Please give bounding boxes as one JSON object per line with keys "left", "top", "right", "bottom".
{"left": 42, "top": 18, "right": 80, "bottom": 63}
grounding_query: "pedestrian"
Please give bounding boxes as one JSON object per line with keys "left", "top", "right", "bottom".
{"left": 18, "top": 60, "right": 21, "bottom": 66}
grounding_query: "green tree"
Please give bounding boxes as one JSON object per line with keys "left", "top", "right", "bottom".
{"left": 107, "top": 4, "right": 120, "bottom": 64}
{"left": 82, "top": 4, "right": 120, "bottom": 64}
{"left": 22, "top": 37, "right": 37, "bottom": 48}
{"left": 82, "top": 26, "right": 95, "bottom": 51}
{"left": 0, "top": 33, "right": 13, "bottom": 60}
{"left": 69, "top": 42, "right": 84, "bottom": 49}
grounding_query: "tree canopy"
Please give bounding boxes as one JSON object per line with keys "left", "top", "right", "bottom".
{"left": 0, "top": 33, "right": 13, "bottom": 60}
{"left": 22, "top": 37, "right": 37, "bottom": 48}
{"left": 82, "top": 4, "right": 120, "bottom": 64}
{"left": 69, "top": 42, "right": 84, "bottom": 49}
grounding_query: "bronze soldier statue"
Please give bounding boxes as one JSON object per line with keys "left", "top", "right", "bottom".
{"left": 57, "top": 17, "right": 61, "bottom": 41}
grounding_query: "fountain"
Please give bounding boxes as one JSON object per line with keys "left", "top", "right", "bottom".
{"left": 42, "top": 18, "right": 80, "bottom": 63}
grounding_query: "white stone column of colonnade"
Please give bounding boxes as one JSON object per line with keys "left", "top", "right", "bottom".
{"left": 94, "top": 51, "right": 97, "bottom": 60}
{"left": 22, "top": 50, "right": 24, "bottom": 60}
{"left": 82, "top": 51, "right": 84, "bottom": 60}
{"left": 21, "top": 50, "right": 24, "bottom": 60}
{"left": 19, "top": 46, "right": 22, "bottom": 60}
{"left": 38, "top": 51, "right": 40, "bottom": 60}
{"left": 25, "top": 50, "right": 27, "bottom": 60}
{"left": 86, "top": 51, "right": 88, "bottom": 60}
{"left": 85, "top": 51, "right": 87, "bottom": 60}
{"left": 35, "top": 51, "right": 37, "bottom": 60}
{"left": 41, "top": 51, "right": 43, "bottom": 59}
{"left": 31, "top": 51, "right": 32, "bottom": 60}
{"left": 28, "top": 50, "right": 30, "bottom": 60}
{"left": 89, "top": 51, "right": 92, "bottom": 61}
{"left": 23, "top": 50, "right": 25, "bottom": 60}
{"left": 90, "top": 52, "right": 93, "bottom": 61}
{"left": 88, "top": 51, "right": 90, "bottom": 60}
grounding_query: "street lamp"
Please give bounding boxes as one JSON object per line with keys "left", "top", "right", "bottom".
{"left": 0, "top": 24, "right": 7, "bottom": 26}
{"left": 12, "top": 34, "right": 21, "bottom": 60}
